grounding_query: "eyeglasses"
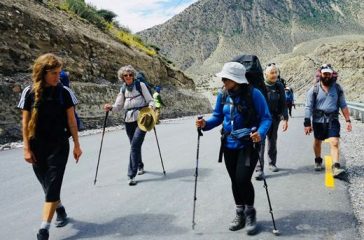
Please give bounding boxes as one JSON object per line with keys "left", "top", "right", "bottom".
{"left": 267, "top": 63, "right": 276, "bottom": 67}
{"left": 221, "top": 78, "right": 229, "bottom": 82}
{"left": 123, "top": 74, "right": 134, "bottom": 78}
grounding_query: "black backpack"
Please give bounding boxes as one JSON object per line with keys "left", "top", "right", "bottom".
{"left": 231, "top": 54, "right": 268, "bottom": 100}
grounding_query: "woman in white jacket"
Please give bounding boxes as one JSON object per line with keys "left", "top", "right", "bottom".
{"left": 104, "top": 65, "right": 154, "bottom": 186}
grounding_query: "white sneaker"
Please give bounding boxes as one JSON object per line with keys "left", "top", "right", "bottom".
{"left": 128, "top": 178, "right": 137, "bottom": 186}
{"left": 137, "top": 168, "right": 145, "bottom": 175}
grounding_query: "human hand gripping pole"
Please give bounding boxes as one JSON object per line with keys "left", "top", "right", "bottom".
{"left": 192, "top": 115, "right": 203, "bottom": 230}
{"left": 251, "top": 127, "right": 280, "bottom": 236}
{"left": 93, "top": 111, "right": 109, "bottom": 185}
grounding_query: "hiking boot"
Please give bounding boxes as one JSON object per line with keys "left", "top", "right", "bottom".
{"left": 128, "top": 177, "right": 137, "bottom": 186}
{"left": 314, "top": 157, "right": 323, "bottom": 171}
{"left": 55, "top": 206, "right": 68, "bottom": 227}
{"left": 245, "top": 208, "right": 258, "bottom": 235}
{"left": 332, "top": 163, "right": 345, "bottom": 178}
{"left": 137, "top": 167, "right": 145, "bottom": 175}
{"left": 269, "top": 164, "right": 279, "bottom": 172}
{"left": 37, "top": 229, "right": 49, "bottom": 240}
{"left": 255, "top": 170, "right": 265, "bottom": 181}
{"left": 229, "top": 213, "right": 245, "bottom": 231}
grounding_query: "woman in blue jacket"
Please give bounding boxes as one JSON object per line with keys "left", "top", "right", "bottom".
{"left": 196, "top": 62, "right": 271, "bottom": 235}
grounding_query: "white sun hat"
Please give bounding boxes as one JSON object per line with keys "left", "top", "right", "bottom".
{"left": 216, "top": 62, "right": 248, "bottom": 84}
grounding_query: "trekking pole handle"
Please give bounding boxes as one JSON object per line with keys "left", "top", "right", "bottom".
{"left": 197, "top": 115, "right": 203, "bottom": 136}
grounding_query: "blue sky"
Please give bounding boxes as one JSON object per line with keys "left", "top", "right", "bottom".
{"left": 85, "top": 0, "right": 198, "bottom": 33}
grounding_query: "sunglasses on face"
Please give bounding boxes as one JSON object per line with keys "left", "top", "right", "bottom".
{"left": 123, "top": 74, "right": 134, "bottom": 78}
{"left": 221, "top": 78, "right": 230, "bottom": 82}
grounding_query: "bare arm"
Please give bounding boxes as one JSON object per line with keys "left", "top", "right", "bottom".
{"left": 341, "top": 106, "right": 352, "bottom": 132}
{"left": 66, "top": 107, "right": 82, "bottom": 162}
{"left": 22, "top": 111, "right": 36, "bottom": 164}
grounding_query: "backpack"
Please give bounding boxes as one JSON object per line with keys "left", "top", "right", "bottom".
{"left": 278, "top": 76, "right": 287, "bottom": 88}
{"left": 231, "top": 54, "right": 268, "bottom": 100}
{"left": 121, "top": 71, "right": 154, "bottom": 99}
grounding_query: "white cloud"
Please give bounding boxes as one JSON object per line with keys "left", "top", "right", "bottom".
{"left": 85, "top": 0, "right": 198, "bottom": 33}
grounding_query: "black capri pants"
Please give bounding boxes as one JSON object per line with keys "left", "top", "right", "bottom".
{"left": 30, "top": 139, "right": 69, "bottom": 202}
{"left": 224, "top": 144, "right": 259, "bottom": 206}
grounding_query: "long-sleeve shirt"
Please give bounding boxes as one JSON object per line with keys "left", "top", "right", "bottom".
{"left": 112, "top": 82, "right": 154, "bottom": 122}
{"left": 305, "top": 83, "right": 347, "bottom": 123}
{"left": 203, "top": 88, "right": 272, "bottom": 150}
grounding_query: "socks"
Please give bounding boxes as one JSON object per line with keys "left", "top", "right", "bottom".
{"left": 236, "top": 205, "right": 245, "bottom": 215}
{"left": 40, "top": 221, "right": 50, "bottom": 230}
{"left": 246, "top": 205, "right": 255, "bottom": 211}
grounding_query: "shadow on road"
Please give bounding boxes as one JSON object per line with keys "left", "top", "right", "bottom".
{"left": 258, "top": 210, "right": 357, "bottom": 237}
{"left": 63, "top": 213, "right": 188, "bottom": 239}
{"left": 137, "top": 168, "right": 212, "bottom": 184}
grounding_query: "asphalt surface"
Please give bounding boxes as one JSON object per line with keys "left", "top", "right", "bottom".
{"left": 0, "top": 108, "right": 361, "bottom": 240}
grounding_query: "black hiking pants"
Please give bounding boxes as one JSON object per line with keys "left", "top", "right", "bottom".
{"left": 224, "top": 145, "right": 259, "bottom": 206}
{"left": 30, "top": 139, "right": 69, "bottom": 202}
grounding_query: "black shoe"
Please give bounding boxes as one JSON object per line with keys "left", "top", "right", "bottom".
{"left": 55, "top": 206, "right": 68, "bottom": 227}
{"left": 229, "top": 213, "right": 245, "bottom": 231}
{"left": 245, "top": 208, "right": 258, "bottom": 235}
{"left": 314, "top": 157, "right": 323, "bottom": 171}
{"left": 37, "top": 229, "right": 49, "bottom": 240}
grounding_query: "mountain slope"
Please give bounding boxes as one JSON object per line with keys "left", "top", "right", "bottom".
{"left": 139, "top": 0, "right": 364, "bottom": 76}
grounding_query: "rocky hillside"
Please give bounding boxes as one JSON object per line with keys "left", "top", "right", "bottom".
{"left": 140, "top": 0, "right": 364, "bottom": 77}
{"left": 0, "top": 0, "right": 211, "bottom": 143}
{"left": 271, "top": 34, "right": 364, "bottom": 102}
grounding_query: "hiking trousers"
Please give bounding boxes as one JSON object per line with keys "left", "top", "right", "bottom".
{"left": 31, "top": 139, "right": 69, "bottom": 202}
{"left": 125, "top": 121, "right": 146, "bottom": 178}
{"left": 257, "top": 117, "right": 280, "bottom": 170}
{"left": 224, "top": 145, "right": 259, "bottom": 206}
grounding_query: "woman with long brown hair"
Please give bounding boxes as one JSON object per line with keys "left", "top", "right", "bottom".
{"left": 17, "top": 53, "right": 82, "bottom": 240}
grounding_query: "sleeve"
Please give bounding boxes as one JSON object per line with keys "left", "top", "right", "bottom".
{"left": 203, "top": 91, "right": 225, "bottom": 131}
{"left": 252, "top": 89, "right": 272, "bottom": 140}
{"left": 279, "top": 84, "right": 289, "bottom": 120}
{"left": 337, "top": 85, "right": 347, "bottom": 109}
{"left": 63, "top": 86, "right": 78, "bottom": 109}
{"left": 112, "top": 89, "right": 125, "bottom": 112}
{"left": 140, "top": 82, "right": 155, "bottom": 107}
{"left": 304, "top": 87, "right": 314, "bottom": 119}
{"left": 17, "top": 86, "right": 32, "bottom": 111}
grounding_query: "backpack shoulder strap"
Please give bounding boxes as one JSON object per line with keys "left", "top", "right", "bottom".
{"left": 335, "top": 83, "right": 343, "bottom": 109}
{"left": 312, "top": 82, "right": 320, "bottom": 111}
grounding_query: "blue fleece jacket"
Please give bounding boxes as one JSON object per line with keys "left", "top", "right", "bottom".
{"left": 203, "top": 88, "right": 272, "bottom": 149}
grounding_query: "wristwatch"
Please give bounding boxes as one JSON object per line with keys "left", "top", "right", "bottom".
{"left": 346, "top": 119, "right": 351, "bottom": 123}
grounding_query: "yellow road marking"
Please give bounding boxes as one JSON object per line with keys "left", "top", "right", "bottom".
{"left": 325, "top": 155, "right": 335, "bottom": 188}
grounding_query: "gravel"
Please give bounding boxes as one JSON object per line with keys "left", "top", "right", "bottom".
{"left": 340, "top": 117, "right": 364, "bottom": 239}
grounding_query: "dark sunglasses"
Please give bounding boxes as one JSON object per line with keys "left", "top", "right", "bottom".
{"left": 267, "top": 63, "right": 276, "bottom": 67}
{"left": 123, "top": 74, "right": 134, "bottom": 77}
{"left": 221, "top": 78, "right": 230, "bottom": 82}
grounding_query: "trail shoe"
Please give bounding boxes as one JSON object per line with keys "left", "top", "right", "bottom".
{"left": 128, "top": 177, "right": 137, "bottom": 186}
{"left": 269, "top": 164, "right": 279, "bottom": 172}
{"left": 55, "top": 206, "right": 68, "bottom": 227}
{"left": 229, "top": 213, "right": 245, "bottom": 231}
{"left": 37, "top": 229, "right": 49, "bottom": 240}
{"left": 332, "top": 163, "right": 345, "bottom": 178}
{"left": 137, "top": 167, "right": 145, "bottom": 175}
{"left": 245, "top": 207, "right": 258, "bottom": 235}
{"left": 314, "top": 157, "right": 323, "bottom": 171}
{"left": 255, "top": 170, "right": 265, "bottom": 181}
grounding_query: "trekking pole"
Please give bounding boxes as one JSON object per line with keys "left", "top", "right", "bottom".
{"left": 93, "top": 111, "right": 109, "bottom": 185}
{"left": 251, "top": 127, "right": 280, "bottom": 236}
{"left": 192, "top": 116, "right": 203, "bottom": 230}
{"left": 153, "top": 127, "right": 166, "bottom": 175}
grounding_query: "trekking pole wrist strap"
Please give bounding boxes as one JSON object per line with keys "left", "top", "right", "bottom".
{"left": 304, "top": 118, "right": 311, "bottom": 127}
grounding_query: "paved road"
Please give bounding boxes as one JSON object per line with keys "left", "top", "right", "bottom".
{"left": 0, "top": 108, "right": 360, "bottom": 240}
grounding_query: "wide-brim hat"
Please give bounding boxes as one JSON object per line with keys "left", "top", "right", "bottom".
{"left": 137, "top": 107, "right": 157, "bottom": 132}
{"left": 216, "top": 62, "right": 248, "bottom": 84}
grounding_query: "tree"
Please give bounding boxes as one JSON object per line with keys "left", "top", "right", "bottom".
{"left": 97, "top": 9, "right": 117, "bottom": 23}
